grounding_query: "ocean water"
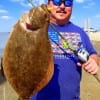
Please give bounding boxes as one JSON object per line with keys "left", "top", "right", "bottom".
{"left": 0, "top": 32, "right": 9, "bottom": 57}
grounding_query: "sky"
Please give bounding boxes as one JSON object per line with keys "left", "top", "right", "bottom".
{"left": 0, "top": 0, "right": 100, "bottom": 32}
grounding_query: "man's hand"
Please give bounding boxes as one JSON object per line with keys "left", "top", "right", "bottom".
{"left": 77, "top": 54, "right": 99, "bottom": 75}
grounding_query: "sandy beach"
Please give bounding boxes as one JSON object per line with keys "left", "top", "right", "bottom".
{"left": 0, "top": 41, "right": 100, "bottom": 100}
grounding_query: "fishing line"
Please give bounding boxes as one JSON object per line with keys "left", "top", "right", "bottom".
{"left": 27, "top": 0, "right": 36, "bottom": 8}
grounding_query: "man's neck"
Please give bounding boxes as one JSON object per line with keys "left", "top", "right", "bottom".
{"left": 50, "top": 16, "right": 69, "bottom": 25}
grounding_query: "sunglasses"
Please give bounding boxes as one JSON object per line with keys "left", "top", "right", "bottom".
{"left": 50, "top": 0, "right": 73, "bottom": 7}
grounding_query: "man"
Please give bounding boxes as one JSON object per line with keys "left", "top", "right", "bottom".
{"left": 30, "top": 0, "right": 99, "bottom": 100}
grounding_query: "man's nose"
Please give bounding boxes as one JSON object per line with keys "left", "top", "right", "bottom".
{"left": 60, "top": 3, "right": 65, "bottom": 8}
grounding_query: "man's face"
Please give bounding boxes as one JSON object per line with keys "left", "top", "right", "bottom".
{"left": 47, "top": 0, "right": 73, "bottom": 24}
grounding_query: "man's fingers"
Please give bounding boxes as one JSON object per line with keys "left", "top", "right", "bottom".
{"left": 77, "top": 62, "right": 82, "bottom": 67}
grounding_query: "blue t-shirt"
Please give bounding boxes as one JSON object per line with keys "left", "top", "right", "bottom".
{"left": 30, "top": 22, "right": 97, "bottom": 100}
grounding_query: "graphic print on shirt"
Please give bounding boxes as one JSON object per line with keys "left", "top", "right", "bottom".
{"left": 49, "top": 32, "right": 83, "bottom": 59}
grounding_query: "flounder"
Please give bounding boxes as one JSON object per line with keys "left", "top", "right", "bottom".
{"left": 2, "top": 4, "right": 53, "bottom": 100}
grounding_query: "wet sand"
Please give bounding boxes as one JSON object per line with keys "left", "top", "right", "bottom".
{"left": 0, "top": 41, "right": 100, "bottom": 100}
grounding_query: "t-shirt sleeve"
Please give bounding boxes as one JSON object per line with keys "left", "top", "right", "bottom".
{"left": 82, "top": 31, "right": 97, "bottom": 55}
